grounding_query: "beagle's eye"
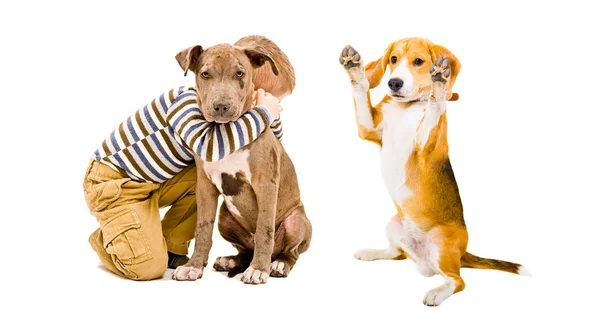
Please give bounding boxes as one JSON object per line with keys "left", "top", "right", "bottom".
{"left": 413, "top": 58, "right": 424, "bottom": 66}
{"left": 200, "top": 71, "right": 209, "bottom": 78}
{"left": 236, "top": 71, "right": 245, "bottom": 78}
{"left": 391, "top": 56, "right": 397, "bottom": 64}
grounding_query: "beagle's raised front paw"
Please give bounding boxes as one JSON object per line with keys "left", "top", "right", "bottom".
{"left": 340, "top": 45, "right": 368, "bottom": 87}
{"left": 339, "top": 45, "right": 362, "bottom": 69}
{"left": 429, "top": 56, "right": 451, "bottom": 83}
{"left": 241, "top": 266, "right": 269, "bottom": 284}
{"left": 429, "top": 57, "right": 450, "bottom": 101}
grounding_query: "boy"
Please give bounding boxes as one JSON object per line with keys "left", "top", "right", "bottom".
{"left": 83, "top": 36, "right": 295, "bottom": 280}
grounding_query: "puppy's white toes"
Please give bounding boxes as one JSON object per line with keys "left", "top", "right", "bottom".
{"left": 214, "top": 256, "right": 237, "bottom": 271}
{"left": 270, "top": 260, "right": 288, "bottom": 277}
{"left": 172, "top": 266, "right": 204, "bottom": 281}
{"left": 241, "top": 266, "right": 268, "bottom": 284}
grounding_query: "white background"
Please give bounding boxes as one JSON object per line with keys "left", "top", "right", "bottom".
{"left": 1, "top": 0, "right": 599, "bottom": 318}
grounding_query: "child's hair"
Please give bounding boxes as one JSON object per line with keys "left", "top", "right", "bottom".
{"left": 235, "top": 35, "right": 295, "bottom": 98}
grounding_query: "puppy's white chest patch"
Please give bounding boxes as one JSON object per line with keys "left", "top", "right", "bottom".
{"left": 202, "top": 150, "right": 251, "bottom": 216}
{"left": 380, "top": 102, "right": 426, "bottom": 206}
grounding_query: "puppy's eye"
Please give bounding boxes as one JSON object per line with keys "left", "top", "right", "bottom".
{"left": 391, "top": 56, "right": 397, "bottom": 64}
{"left": 200, "top": 72, "right": 209, "bottom": 78}
{"left": 413, "top": 58, "right": 424, "bottom": 66}
{"left": 236, "top": 71, "right": 245, "bottom": 78}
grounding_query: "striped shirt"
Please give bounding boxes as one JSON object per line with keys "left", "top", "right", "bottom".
{"left": 93, "top": 86, "right": 283, "bottom": 183}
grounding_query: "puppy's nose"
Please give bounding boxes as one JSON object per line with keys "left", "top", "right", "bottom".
{"left": 388, "top": 78, "right": 404, "bottom": 92}
{"left": 213, "top": 101, "right": 230, "bottom": 113}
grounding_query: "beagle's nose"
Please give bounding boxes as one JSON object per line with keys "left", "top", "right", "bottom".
{"left": 213, "top": 101, "right": 230, "bottom": 112}
{"left": 388, "top": 78, "right": 404, "bottom": 92}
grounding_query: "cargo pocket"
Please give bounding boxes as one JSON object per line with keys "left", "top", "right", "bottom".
{"left": 101, "top": 208, "right": 153, "bottom": 265}
{"left": 86, "top": 178, "right": 131, "bottom": 212}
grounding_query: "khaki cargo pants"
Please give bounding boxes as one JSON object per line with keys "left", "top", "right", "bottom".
{"left": 83, "top": 160, "right": 197, "bottom": 280}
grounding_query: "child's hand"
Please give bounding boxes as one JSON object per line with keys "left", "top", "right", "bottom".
{"left": 255, "top": 88, "right": 282, "bottom": 120}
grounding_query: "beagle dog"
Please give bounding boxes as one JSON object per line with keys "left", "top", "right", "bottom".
{"left": 339, "top": 37, "right": 528, "bottom": 306}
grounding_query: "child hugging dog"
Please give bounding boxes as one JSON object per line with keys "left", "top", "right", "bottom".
{"left": 83, "top": 35, "right": 295, "bottom": 280}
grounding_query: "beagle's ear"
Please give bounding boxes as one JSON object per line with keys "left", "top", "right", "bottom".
{"left": 365, "top": 43, "right": 393, "bottom": 89}
{"left": 430, "top": 44, "right": 461, "bottom": 100}
{"left": 244, "top": 47, "right": 279, "bottom": 76}
{"left": 175, "top": 45, "right": 203, "bottom": 76}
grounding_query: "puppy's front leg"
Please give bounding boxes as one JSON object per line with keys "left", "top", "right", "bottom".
{"left": 241, "top": 160, "right": 280, "bottom": 285}
{"left": 172, "top": 158, "right": 220, "bottom": 281}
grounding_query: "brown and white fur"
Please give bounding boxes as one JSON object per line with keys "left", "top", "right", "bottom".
{"left": 339, "top": 38, "right": 528, "bottom": 306}
{"left": 172, "top": 36, "right": 311, "bottom": 284}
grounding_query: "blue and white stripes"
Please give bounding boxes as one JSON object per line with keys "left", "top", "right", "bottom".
{"left": 93, "top": 87, "right": 281, "bottom": 183}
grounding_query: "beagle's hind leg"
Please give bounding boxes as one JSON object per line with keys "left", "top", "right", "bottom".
{"left": 422, "top": 227, "right": 467, "bottom": 306}
{"left": 354, "top": 248, "right": 406, "bottom": 261}
{"left": 270, "top": 205, "right": 312, "bottom": 277}
{"left": 355, "top": 215, "right": 407, "bottom": 261}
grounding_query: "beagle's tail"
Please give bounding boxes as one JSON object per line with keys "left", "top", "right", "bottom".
{"left": 461, "top": 252, "right": 530, "bottom": 276}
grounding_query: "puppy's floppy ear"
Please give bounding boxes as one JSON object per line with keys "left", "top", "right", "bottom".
{"left": 243, "top": 47, "right": 279, "bottom": 76}
{"left": 429, "top": 44, "right": 461, "bottom": 100}
{"left": 365, "top": 43, "right": 393, "bottom": 89}
{"left": 175, "top": 45, "right": 203, "bottom": 76}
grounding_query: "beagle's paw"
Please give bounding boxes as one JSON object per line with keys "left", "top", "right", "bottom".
{"left": 171, "top": 264, "right": 204, "bottom": 281}
{"left": 429, "top": 57, "right": 450, "bottom": 102}
{"left": 429, "top": 57, "right": 451, "bottom": 83}
{"left": 270, "top": 260, "right": 291, "bottom": 277}
{"left": 339, "top": 45, "right": 363, "bottom": 69}
{"left": 423, "top": 283, "right": 455, "bottom": 306}
{"left": 340, "top": 45, "right": 368, "bottom": 87}
{"left": 241, "top": 266, "right": 269, "bottom": 284}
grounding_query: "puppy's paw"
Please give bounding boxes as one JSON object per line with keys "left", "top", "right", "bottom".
{"left": 171, "top": 264, "right": 204, "bottom": 281}
{"left": 213, "top": 256, "right": 237, "bottom": 271}
{"left": 241, "top": 266, "right": 269, "bottom": 285}
{"left": 339, "top": 45, "right": 363, "bottom": 70}
{"left": 270, "top": 260, "right": 290, "bottom": 278}
{"left": 429, "top": 56, "right": 451, "bottom": 83}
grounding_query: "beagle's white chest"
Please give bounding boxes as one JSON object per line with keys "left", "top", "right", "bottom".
{"left": 379, "top": 102, "right": 426, "bottom": 206}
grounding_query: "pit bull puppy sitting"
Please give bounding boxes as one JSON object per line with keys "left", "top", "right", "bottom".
{"left": 172, "top": 36, "right": 312, "bottom": 284}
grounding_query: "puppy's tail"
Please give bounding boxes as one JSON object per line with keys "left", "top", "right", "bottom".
{"left": 461, "top": 252, "right": 530, "bottom": 276}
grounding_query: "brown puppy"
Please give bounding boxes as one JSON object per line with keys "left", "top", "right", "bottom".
{"left": 339, "top": 38, "right": 528, "bottom": 305}
{"left": 172, "top": 36, "right": 311, "bottom": 284}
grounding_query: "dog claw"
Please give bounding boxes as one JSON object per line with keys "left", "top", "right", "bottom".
{"left": 241, "top": 266, "right": 269, "bottom": 285}
{"left": 172, "top": 265, "right": 204, "bottom": 281}
{"left": 339, "top": 45, "right": 363, "bottom": 70}
{"left": 430, "top": 56, "right": 451, "bottom": 82}
{"left": 270, "top": 260, "right": 290, "bottom": 277}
